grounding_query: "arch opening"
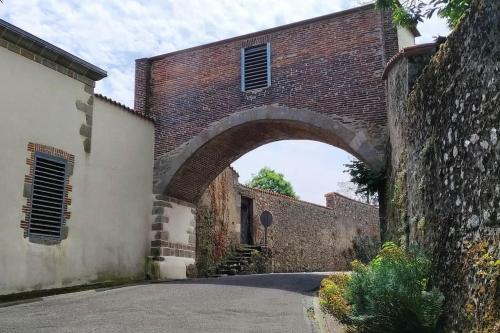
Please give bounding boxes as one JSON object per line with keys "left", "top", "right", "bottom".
{"left": 154, "top": 105, "right": 386, "bottom": 204}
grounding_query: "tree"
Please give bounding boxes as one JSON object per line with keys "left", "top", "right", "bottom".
{"left": 247, "top": 167, "right": 298, "bottom": 198}
{"left": 375, "top": 0, "right": 472, "bottom": 28}
{"left": 343, "top": 159, "right": 384, "bottom": 204}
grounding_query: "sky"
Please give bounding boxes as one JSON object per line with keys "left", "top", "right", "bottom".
{"left": 0, "top": 0, "right": 449, "bottom": 205}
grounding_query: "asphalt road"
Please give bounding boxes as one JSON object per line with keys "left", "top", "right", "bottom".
{"left": 0, "top": 273, "right": 326, "bottom": 333}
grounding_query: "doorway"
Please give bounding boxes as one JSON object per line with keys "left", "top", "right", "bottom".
{"left": 240, "top": 197, "right": 254, "bottom": 245}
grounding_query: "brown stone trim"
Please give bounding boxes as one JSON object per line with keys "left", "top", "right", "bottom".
{"left": 150, "top": 241, "right": 194, "bottom": 251}
{"left": 75, "top": 88, "right": 94, "bottom": 153}
{"left": 21, "top": 143, "right": 75, "bottom": 239}
{"left": 152, "top": 231, "right": 169, "bottom": 241}
{"left": 150, "top": 240, "right": 196, "bottom": 257}
{"left": 150, "top": 242, "right": 196, "bottom": 258}
{"left": 151, "top": 222, "right": 167, "bottom": 231}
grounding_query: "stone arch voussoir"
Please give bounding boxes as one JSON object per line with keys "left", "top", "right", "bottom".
{"left": 153, "top": 104, "right": 386, "bottom": 204}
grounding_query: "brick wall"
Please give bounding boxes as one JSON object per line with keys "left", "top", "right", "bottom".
{"left": 136, "top": 4, "right": 398, "bottom": 159}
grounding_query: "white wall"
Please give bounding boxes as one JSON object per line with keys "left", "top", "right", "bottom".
{"left": 0, "top": 46, "right": 154, "bottom": 295}
{"left": 163, "top": 201, "right": 195, "bottom": 244}
{"left": 397, "top": 26, "right": 416, "bottom": 50}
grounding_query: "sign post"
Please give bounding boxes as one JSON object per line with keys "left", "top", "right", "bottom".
{"left": 260, "top": 210, "right": 273, "bottom": 247}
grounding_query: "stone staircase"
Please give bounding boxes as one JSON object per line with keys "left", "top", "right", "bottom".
{"left": 213, "top": 245, "right": 264, "bottom": 277}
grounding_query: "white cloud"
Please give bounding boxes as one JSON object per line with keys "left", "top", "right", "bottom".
{"left": 0, "top": 0, "right": 348, "bottom": 106}
{"left": 0, "top": 0, "right": 450, "bottom": 205}
{"left": 0, "top": 0, "right": 449, "bottom": 105}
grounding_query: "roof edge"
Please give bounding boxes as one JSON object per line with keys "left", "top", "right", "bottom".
{"left": 0, "top": 19, "right": 107, "bottom": 81}
{"left": 94, "top": 93, "right": 155, "bottom": 122}
{"left": 146, "top": 3, "right": 375, "bottom": 61}
{"left": 382, "top": 42, "right": 438, "bottom": 79}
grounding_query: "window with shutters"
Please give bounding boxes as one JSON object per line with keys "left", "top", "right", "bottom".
{"left": 27, "top": 153, "right": 68, "bottom": 241}
{"left": 241, "top": 43, "right": 271, "bottom": 91}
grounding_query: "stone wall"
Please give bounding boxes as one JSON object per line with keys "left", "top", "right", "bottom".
{"left": 385, "top": 0, "right": 499, "bottom": 331}
{"left": 325, "top": 191, "right": 381, "bottom": 240}
{"left": 195, "top": 168, "right": 241, "bottom": 275}
{"left": 197, "top": 168, "right": 380, "bottom": 273}
{"left": 240, "top": 186, "right": 380, "bottom": 272}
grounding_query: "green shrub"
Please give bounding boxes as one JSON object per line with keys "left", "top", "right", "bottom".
{"left": 345, "top": 242, "right": 444, "bottom": 332}
{"left": 353, "top": 235, "right": 381, "bottom": 264}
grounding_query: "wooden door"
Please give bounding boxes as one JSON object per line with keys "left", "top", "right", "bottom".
{"left": 240, "top": 197, "right": 254, "bottom": 245}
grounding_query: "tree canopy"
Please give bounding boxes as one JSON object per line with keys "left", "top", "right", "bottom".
{"left": 247, "top": 167, "right": 298, "bottom": 198}
{"left": 375, "top": 0, "right": 471, "bottom": 28}
{"left": 343, "top": 159, "right": 385, "bottom": 204}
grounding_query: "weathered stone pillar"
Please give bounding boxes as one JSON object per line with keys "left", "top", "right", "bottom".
{"left": 148, "top": 194, "right": 196, "bottom": 280}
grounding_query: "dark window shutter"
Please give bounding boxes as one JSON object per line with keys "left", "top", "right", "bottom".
{"left": 241, "top": 43, "right": 271, "bottom": 91}
{"left": 28, "top": 153, "right": 67, "bottom": 240}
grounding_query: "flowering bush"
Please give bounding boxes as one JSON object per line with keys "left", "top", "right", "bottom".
{"left": 319, "top": 273, "right": 352, "bottom": 321}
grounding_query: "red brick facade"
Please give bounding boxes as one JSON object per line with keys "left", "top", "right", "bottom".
{"left": 135, "top": 4, "right": 399, "bottom": 159}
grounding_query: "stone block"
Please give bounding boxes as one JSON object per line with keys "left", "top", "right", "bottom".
{"left": 75, "top": 100, "right": 92, "bottom": 113}
{"left": 22, "top": 182, "right": 32, "bottom": 198}
{"left": 151, "top": 256, "right": 195, "bottom": 280}
{"left": 153, "top": 200, "right": 172, "bottom": 207}
{"left": 151, "top": 206, "right": 164, "bottom": 215}
{"left": 154, "top": 215, "right": 169, "bottom": 223}
{"left": 83, "top": 138, "right": 91, "bottom": 153}
{"left": 79, "top": 124, "right": 92, "bottom": 138}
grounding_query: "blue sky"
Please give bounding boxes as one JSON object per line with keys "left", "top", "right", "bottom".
{"left": 0, "top": 0, "right": 449, "bottom": 205}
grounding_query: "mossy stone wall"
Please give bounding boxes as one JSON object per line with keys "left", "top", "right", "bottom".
{"left": 385, "top": 1, "right": 499, "bottom": 331}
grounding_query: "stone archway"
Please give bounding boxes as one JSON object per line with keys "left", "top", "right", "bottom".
{"left": 153, "top": 104, "right": 386, "bottom": 203}
{"left": 148, "top": 104, "right": 386, "bottom": 280}
{"left": 139, "top": 4, "right": 401, "bottom": 279}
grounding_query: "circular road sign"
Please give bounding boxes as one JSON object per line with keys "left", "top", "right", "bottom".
{"left": 260, "top": 210, "right": 273, "bottom": 228}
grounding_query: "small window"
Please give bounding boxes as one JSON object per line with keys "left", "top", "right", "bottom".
{"left": 28, "top": 153, "right": 68, "bottom": 240}
{"left": 241, "top": 43, "right": 271, "bottom": 91}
